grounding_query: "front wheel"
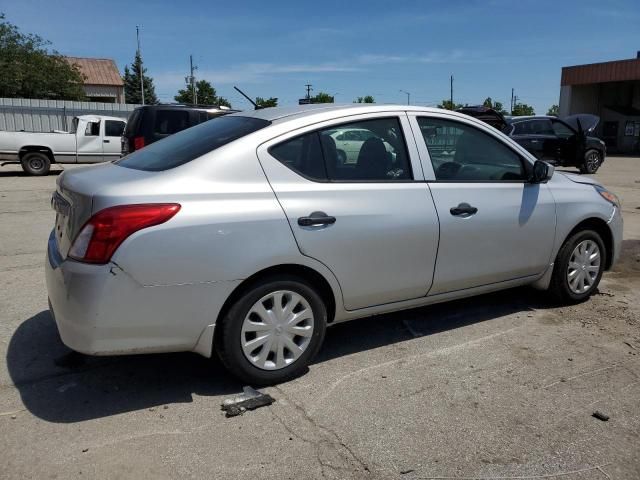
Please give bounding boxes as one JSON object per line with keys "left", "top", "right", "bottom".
{"left": 21, "top": 152, "right": 51, "bottom": 176}
{"left": 580, "top": 149, "right": 602, "bottom": 174}
{"left": 549, "top": 229, "right": 606, "bottom": 304}
{"left": 215, "top": 275, "right": 327, "bottom": 385}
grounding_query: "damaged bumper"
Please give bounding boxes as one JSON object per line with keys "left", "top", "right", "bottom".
{"left": 45, "top": 230, "right": 239, "bottom": 357}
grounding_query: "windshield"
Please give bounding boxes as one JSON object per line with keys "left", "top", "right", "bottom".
{"left": 115, "top": 116, "right": 270, "bottom": 171}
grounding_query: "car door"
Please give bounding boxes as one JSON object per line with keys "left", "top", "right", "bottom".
{"left": 75, "top": 119, "right": 104, "bottom": 163}
{"left": 257, "top": 114, "right": 440, "bottom": 311}
{"left": 511, "top": 119, "right": 557, "bottom": 161}
{"left": 551, "top": 119, "right": 579, "bottom": 165}
{"left": 411, "top": 113, "right": 556, "bottom": 295}
{"left": 102, "top": 119, "right": 126, "bottom": 162}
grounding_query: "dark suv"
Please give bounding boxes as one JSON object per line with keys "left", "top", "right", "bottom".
{"left": 457, "top": 106, "right": 606, "bottom": 174}
{"left": 121, "top": 105, "right": 237, "bottom": 155}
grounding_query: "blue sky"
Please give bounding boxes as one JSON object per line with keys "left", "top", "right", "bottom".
{"left": 3, "top": 0, "right": 639, "bottom": 112}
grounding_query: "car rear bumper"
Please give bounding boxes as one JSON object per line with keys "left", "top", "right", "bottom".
{"left": 45, "top": 230, "right": 239, "bottom": 357}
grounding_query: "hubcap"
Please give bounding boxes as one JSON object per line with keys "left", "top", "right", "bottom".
{"left": 567, "top": 240, "right": 601, "bottom": 294}
{"left": 586, "top": 152, "right": 600, "bottom": 172}
{"left": 30, "top": 158, "right": 44, "bottom": 170}
{"left": 241, "top": 290, "right": 314, "bottom": 371}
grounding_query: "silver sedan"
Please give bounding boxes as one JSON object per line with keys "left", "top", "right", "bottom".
{"left": 46, "top": 105, "right": 623, "bottom": 384}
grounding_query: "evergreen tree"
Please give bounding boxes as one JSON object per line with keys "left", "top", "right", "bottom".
{"left": 123, "top": 52, "right": 158, "bottom": 104}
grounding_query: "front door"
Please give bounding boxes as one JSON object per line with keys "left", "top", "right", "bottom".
{"left": 76, "top": 119, "right": 104, "bottom": 163}
{"left": 412, "top": 114, "right": 556, "bottom": 295}
{"left": 102, "top": 119, "right": 126, "bottom": 162}
{"left": 258, "top": 114, "right": 440, "bottom": 310}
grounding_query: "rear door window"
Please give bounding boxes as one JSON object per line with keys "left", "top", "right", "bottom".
{"left": 269, "top": 117, "right": 412, "bottom": 182}
{"left": 116, "top": 116, "right": 270, "bottom": 171}
{"left": 154, "top": 110, "right": 190, "bottom": 135}
{"left": 105, "top": 120, "right": 126, "bottom": 137}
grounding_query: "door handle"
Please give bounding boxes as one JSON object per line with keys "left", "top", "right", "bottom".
{"left": 298, "top": 211, "right": 336, "bottom": 227}
{"left": 103, "top": 139, "right": 110, "bottom": 143}
{"left": 450, "top": 203, "right": 478, "bottom": 217}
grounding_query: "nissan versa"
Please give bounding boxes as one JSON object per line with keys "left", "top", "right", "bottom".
{"left": 46, "top": 105, "right": 623, "bottom": 385}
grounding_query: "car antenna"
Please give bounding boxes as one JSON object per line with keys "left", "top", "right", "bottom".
{"left": 234, "top": 86, "right": 262, "bottom": 110}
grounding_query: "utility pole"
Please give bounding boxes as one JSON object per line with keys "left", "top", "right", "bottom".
{"left": 190, "top": 55, "right": 197, "bottom": 105}
{"left": 305, "top": 84, "right": 313, "bottom": 100}
{"left": 510, "top": 88, "right": 514, "bottom": 115}
{"left": 399, "top": 89, "right": 410, "bottom": 105}
{"left": 136, "top": 26, "right": 145, "bottom": 105}
{"left": 450, "top": 74, "right": 453, "bottom": 110}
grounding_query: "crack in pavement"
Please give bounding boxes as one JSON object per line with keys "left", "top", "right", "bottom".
{"left": 272, "top": 385, "right": 374, "bottom": 479}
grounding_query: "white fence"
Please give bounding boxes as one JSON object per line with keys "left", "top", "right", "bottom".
{"left": 0, "top": 98, "right": 139, "bottom": 133}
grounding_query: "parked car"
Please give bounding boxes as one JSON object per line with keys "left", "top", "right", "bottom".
{"left": 457, "top": 106, "right": 606, "bottom": 174}
{"left": 121, "top": 104, "right": 237, "bottom": 156}
{"left": 46, "top": 105, "right": 622, "bottom": 385}
{"left": 0, "top": 115, "right": 126, "bottom": 175}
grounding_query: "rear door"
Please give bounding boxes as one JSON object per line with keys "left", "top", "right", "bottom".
{"left": 102, "top": 119, "right": 126, "bottom": 161}
{"left": 510, "top": 119, "right": 558, "bottom": 161}
{"left": 258, "top": 113, "right": 440, "bottom": 311}
{"left": 411, "top": 113, "right": 556, "bottom": 294}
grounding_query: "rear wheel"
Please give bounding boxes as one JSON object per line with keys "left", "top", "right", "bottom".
{"left": 580, "top": 149, "right": 602, "bottom": 174}
{"left": 549, "top": 229, "right": 605, "bottom": 304}
{"left": 215, "top": 275, "right": 327, "bottom": 385}
{"left": 21, "top": 152, "right": 51, "bottom": 176}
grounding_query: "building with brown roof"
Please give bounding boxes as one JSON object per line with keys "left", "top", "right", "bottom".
{"left": 65, "top": 57, "right": 125, "bottom": 104}
{"left": 559, "top": 53, "right": 640, "bottom": 153}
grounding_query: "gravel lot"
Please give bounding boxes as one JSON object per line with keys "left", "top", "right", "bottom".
{"left": 1, "top": 158, "right": 639, "bottom": 479}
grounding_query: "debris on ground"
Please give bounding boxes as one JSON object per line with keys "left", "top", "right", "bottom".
{"left": 400, "top": 469, "right": 415, "bottom": 475}
{"left": 592, "top": 411, "right": 610, "bottom": 421}
{"left": 221, "top": 386, "right": 275, "bottom": 418}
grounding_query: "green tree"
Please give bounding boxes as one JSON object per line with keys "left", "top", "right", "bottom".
{"left": 438, "top": 99, "right": 464, "bottom": 110}
{"left": 310, "top": 92, "right": 334, "bottom": 103}
{"left": 482, "top": 97, "right": 508, "bottom": 114}
{"left": 0, "top": 14, "right": 85, "bottom": 100}
{"left": 174, "top": 79, "right": 230, "bottom": 107}
{"left": 255, "top": 96, "right": 278, "bottom": 108}
{"left": 123, "top": 51, "right": 158, "bottom": 104}
{"left": 512, "top": 102, "right": 535, "bottom": 116}
{"left": 355, "top": 95, "right": 375, "bottom": 103}
{"left": 546, "top": 104, "right": 559, "bottom": 116}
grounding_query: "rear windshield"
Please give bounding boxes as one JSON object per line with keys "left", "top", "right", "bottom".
{"left": 115, "top": 116, "right": 270, "bottom": 171}
{"left": 123, "top": 108, "right": 142, "bottom": 136}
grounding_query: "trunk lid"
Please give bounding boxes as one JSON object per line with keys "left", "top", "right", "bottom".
{"left": 563, "top": 114, "right": 600, "bottom": 134}
{"left": 51, "top": 162, "right": 152, "bottom": 259}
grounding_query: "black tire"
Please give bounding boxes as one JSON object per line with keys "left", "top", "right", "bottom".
{"left": 549, "top": 229, "right": 606, "bottom": 304}
{"left": 215, "top": 275, "right": 327, "bottom": 385}
{"left": 21, "top": 152, "right": 51, "bottom": 176}
{"left": 579, "top": 149, "right": 602, "bottom": 174}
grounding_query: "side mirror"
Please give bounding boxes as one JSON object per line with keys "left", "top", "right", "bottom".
{"left": 531, "top": 160, "right": 554, "bottom": 183}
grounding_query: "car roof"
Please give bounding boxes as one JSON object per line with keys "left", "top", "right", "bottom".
{"left": 230, "top": 104, "right": 472, "bottom": 123}
{"left": 508, "top": 115, "right": 559, "bottom": 123}
{"left": 135, "top": 104, "right": 238, "bottom": 113}
{"left": 77, "top": 114, "right": 126, "bottom": 122}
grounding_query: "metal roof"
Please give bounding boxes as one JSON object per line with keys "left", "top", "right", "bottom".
{"left": 65, "top": 57, "right": 124, "bottom": 87}
{"left": 561, "top": 57, "right": 640, "bottom": 86}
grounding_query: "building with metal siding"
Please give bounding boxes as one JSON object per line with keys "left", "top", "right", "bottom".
{"left": 559, "top": 54, "right": 640, "bottom": 154}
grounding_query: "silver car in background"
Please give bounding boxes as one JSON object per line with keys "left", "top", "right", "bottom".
{"left": 46, "top": 105, "right": 623, "bottom": 385}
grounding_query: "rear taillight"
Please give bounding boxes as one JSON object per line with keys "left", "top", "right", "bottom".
{"left": 68, "top": 204, "right": 181, "bottom": 264}
{"left": 133, "top": 136, "right": 145, "bottom": 151}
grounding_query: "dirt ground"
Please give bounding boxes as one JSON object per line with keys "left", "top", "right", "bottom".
{"left": 0, "top": 157, "right": 639, "bottom": 479}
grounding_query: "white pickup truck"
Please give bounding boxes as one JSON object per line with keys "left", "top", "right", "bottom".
{"left": 0, "top": 115, "right": 126, "bottom": 175}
